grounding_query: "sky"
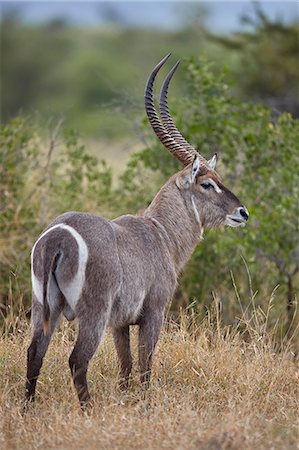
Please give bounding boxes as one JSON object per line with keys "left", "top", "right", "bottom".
{"left": 1, "top": 1, "right": 298, "bottom": 33}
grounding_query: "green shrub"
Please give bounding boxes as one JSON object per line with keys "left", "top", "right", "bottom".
{"left": 0, "top": 117, "right": 112, "bottom": 316}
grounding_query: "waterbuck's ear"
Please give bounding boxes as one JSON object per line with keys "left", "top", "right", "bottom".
{"left": 176, "top": 156, "right": 201, "bottom": 189}
{"left": 190, "top": 156, "right": 201, "bottom": 183}
{"left": 208, "top": 153, "right": 217, "bottom": 170}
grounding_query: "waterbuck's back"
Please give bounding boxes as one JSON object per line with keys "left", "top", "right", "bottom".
{"left": 32, "top": 211, "right": 176, "bottom": 328}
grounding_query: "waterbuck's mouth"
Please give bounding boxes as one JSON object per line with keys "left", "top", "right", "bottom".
{"left": 225, "top": 215, "right": 247, "bottom": 228}
{"left": 225, "top": 206, "right": 249, "bottom": 227}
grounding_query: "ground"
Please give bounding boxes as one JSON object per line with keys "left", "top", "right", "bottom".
{"left": 0, "top": 313, "right": 298, "bottom": 450}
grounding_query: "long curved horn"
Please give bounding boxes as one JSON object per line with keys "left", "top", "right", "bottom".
{"left": 144, "top": 54, "right": 195, "bottom": 166}
{"left": 159, "top": 60, "right": 209, "bottom": 166}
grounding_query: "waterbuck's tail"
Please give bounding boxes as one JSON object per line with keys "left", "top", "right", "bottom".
{"left": 42, "top": 249, "right": 61, "bottom": 336}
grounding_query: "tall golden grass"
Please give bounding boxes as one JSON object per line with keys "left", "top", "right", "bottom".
{"left": 0, "top": 298, "right": 298, "bottom": 450}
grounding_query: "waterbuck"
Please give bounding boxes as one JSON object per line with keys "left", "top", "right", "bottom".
{"left": 26, "top": 54, "right": 249, "bottom": 409}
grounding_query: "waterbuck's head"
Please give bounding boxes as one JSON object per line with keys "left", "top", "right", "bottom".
{"left": 145, "top": 54, "right": 249, "bottom": 230}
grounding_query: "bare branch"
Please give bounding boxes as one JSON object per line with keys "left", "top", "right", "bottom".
{"left": 44, "top": 116, "right": 65, "bottom": 171}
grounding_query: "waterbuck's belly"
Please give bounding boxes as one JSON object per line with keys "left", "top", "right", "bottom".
{"left": 109, "top": 288, "right": 146, "bottom": 327}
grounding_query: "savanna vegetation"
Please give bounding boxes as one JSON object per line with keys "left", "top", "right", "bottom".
{"left": 0, "top": 309, "right": 298, "bottom": 449}
{"left": 0, "top": 4, "right": 298, "bottom": 449}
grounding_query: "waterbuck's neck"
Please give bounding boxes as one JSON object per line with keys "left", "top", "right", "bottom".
{"left": 143, "top": 176, "right": 203, "bottom": 274}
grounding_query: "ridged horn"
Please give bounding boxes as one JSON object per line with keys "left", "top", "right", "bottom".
{"left": 144, "top": 54, "right": 195, "bottom": 166}
{"left": 159, "top": 60, "right": 209, "bottom": 166}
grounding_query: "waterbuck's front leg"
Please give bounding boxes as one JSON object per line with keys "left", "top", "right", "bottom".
{"left": 112, "top": 326, "right": 132, "bottom": 390}
{"left": 138, "top": 310, "right": 164, "bottom": 394}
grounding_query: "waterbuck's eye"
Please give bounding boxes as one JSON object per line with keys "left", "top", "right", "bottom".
{"left": 200, "top": 182, "right": 214, "bottom": 190}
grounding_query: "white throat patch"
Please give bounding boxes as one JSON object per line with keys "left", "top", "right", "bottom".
{"left": 191, "top": 195, "right": 203, "bottom": 238}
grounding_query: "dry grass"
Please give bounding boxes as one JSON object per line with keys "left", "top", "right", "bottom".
{"left": 0, "top": 309, "right": 298, "bottom": 450}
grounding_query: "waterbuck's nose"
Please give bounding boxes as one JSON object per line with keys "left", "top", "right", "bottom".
{"left": 238, "top": 206, "right": 249, "bottom": 221}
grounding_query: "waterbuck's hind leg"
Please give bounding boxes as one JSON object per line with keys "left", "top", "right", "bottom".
{"left": 25, "top": 293, "right": 63, "bottom": 404}
{"left": 69, "top": 300, "right": 110, "bottom": 410}
{"left": 112, "top": 325, "right": 132, "bottom": 390}
{"left": 138, "top": 310, "right": 163, "bottom": 397}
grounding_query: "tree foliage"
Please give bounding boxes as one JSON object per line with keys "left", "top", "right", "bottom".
{"left": 3, "top": 5, "right": 297, "bottom": 140}
{"left": 207, "top": 3, "right": 299, "bottom": 116}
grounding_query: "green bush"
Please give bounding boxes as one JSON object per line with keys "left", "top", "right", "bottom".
{"left": 0, "top": 117, "right": 112, "bottom": 316}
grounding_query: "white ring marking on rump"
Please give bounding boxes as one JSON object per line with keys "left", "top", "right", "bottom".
{"left": 31, "top": 223, "right": 89, "bottom": 310}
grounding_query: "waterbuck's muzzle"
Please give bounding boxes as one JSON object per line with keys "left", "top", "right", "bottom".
{"left": 225, "top": 206, "right": 249, "bottom": 227}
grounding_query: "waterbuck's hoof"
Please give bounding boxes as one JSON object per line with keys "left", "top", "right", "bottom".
{"left": 119, "top": 378, "right": 130, "bottom": 392}
{"left": 22, "top": 397, "right": 35, "bottom": 415}
{"left": 80, "top": 398, "right": 94, "bottom": 416}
